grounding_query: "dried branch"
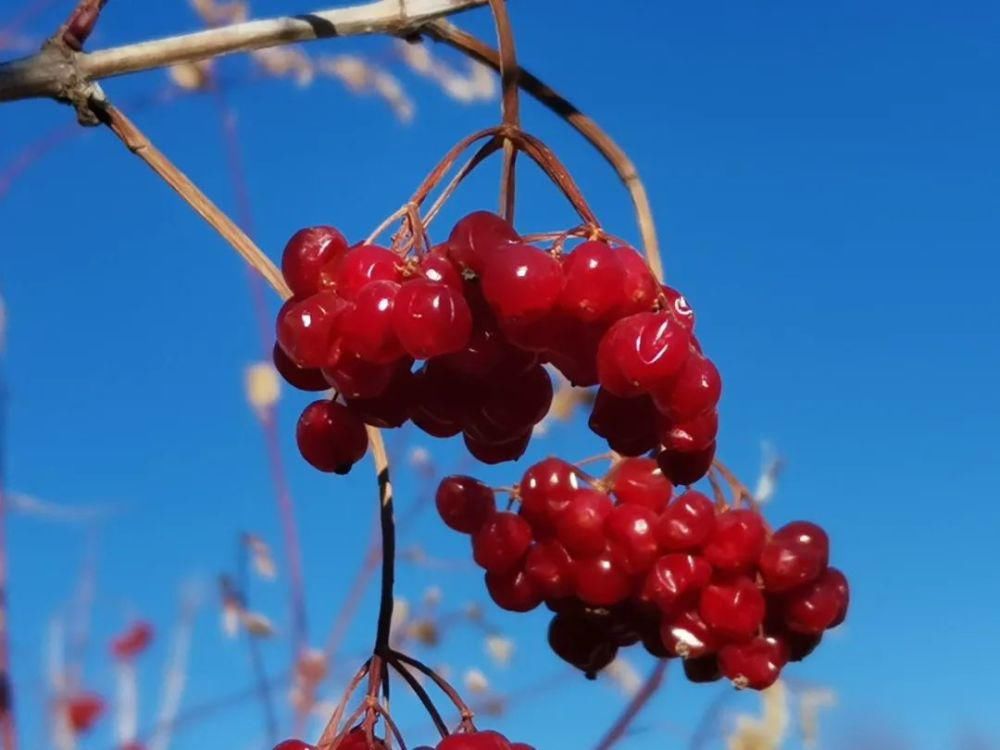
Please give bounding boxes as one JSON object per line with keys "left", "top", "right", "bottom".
{"left": 0, "top": 0, "right": 487, "bottom": 103}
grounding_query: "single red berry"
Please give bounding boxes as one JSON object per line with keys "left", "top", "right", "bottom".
{"left": 437, "top": 324, "right": 536, "bottom": 379}
{"left": 573, "top": 545, "right": 634, "bottom": 607}
{"left": 481, "top": 244, "right": 564, "bottom": 321}
{"left": 587, "top": 389, "right": 659, "bottom": 456}
{"left": 523, "top": 540, "right": 574, "bottom": 600}
{"left": 656, "top": 490, "right": 716, "bottom": 551}
{"left": 547, "top": 613, "right": 618, "bottom": 679}
{"left": 759, "top": 521, "right": 830, "bottom": 592}
{"left": 518, "top": 457, "right": 583, "bottom": 535}
{"left": 447, "top": 211, "right": 520, "bottom": 274}
{"left": 276, "top": 291, "right": 349, "bottom": 369}
{"left": 436, "top": 476, "right": 496, "bottom": 534}
{"left": 393, "top": 279, "right": 473, "bottom": 359}
{"left": 338, "top": 727, "right": 387, "bottom": 750}
{"left": 472, "top": 512, "right": 533, "bottom": 573}
{"left": 605, "top": 504, "right": 661, "bottom": 574}
{"left": 555, "top": 489, "right": 614, "bottom": 558}
{"left": 66, "top": 692, "right": 105, "bottom": 733}
{"left": 345, "top": 364, "right": 413, "bottom": 428}
{"left": 657, "top": 409, "right": 719, "bottom": 454}
{"left": 559, "top": 240, "right": 627, "bottom": 322}
{"left": 295, "top": 400, "right": 368, "bottom": 474}
{"left": 660, "top": 285, "right": 695, "bottom": 332}
{"left": 640, "top": 553, "right": 712, "bottom": 613}
{"left": 683, "top": 654, "right": 722, "bottom": 683}
{"left": 703, "top": 509, "right": 767, "bottom": 572}
{"left": 324, "top": 354, "right": 410, "bottom": 400}
{"left": 281, "top": 226, "right": 348, "bottom": 297}
{"left": 615, "top": 246, "right": 659, "bottom": 316}
{"left": 273, "top": 741, "right": 315, "bottom": 750}
{"left": 609, "top": 457, "right": 673, "bottom": 511}
{"left": 650, "top": 352, "right": 722, "bottom": 421}
{"left": 417, "top": 251, "right": 463, "bottom": 289}
{"left": 485, "top": 568, "right": 543, "bottom": 612}
{"left": 656, "top": 442, "right": 716, "bottom": 485}
{"left": 476, "top": 365, "right": 553, "bottom": 437}
{"left": 782, "top": 567, "right": 849, "bottom": 634}
{"left": 499, "top": 311, "right": 567, "bottom": 353}
{"left": 660, "top": 608, "right": 718, "bottom": 659}
{"left": 333, "top": 245, "right": 402, "bottom": 300}
{"left": 110, "top": 621, "right": 154, "bottom": 660}
{"left": 462, "top": 429, "right": 531, "bottom": 465}
{"left": 719, "top": 635, "right": 788, "bottom": 690}
{"left": 597, "top": 312, "right": 692, "bottom": 394}
{"left": 272, "top": 342, "right": 329, "bottom": 391}
{"left": 437, "top": 731, "right": 512, "bottom": 750}
{"left": 509, "top": 744, "right": 536, "bottom": 750}
{"left": 408, "top": 361, "right": 469, "bottom": 437}
{"left": 699, "top": 575, "right": 766, "bottom": 641}
{"left": 340, "top": 280, "right": 405, "bottom": 364}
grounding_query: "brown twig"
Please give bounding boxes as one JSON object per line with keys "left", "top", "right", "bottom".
{"left": 55, "top": 0, "right": 109, "bottom": 51}
{"left": 592, "top": 660, "right": 669, "bottom": 750}
{"left": 485, "top": 0, "right": 519, "bottom": 222}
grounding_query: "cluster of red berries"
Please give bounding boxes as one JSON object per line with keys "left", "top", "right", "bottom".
{"left": 436, "top": 456, "right": 849, "bottom": 690}
{"left": 275, "top": 211, "right": 719, "bottom": 479}
{"left": 276, "top": 729, "right": 533, "bottom": 750}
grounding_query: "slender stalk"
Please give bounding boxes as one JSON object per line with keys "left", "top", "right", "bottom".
{"left": 367, "top": 427, "right": 396, "bottom": 656}
{"left": 484, "top": 0, "right": 519, "bottom": 221}
{"left": 591, "top": 660, "right": 669, "bottom": 750}
{"left": 236, "top": 538, "right": 278, "bottom": 744}
{"left": 0, "top": 364, "right": 15, "bottom": 750}
{"left": 387, "top": 658, "right": 448, "bottom": 738}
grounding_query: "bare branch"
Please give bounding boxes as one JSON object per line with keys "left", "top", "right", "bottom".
{"left": 0, "top": 0, "right": 486, "bottom": 103}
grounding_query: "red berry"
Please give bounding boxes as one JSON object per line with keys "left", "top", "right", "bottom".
{"left": 660, "top": 608, "right": 718, "bottom": 659}
{"left": 66, "top": 692, "right": 105, "bottom": 733}
{"left": 481, "top": 244, "right": 564, "bottom": 321}
{"left": 683, "top": 654, "right": 722, "bottom": 683}
{"left": 436, "top": 476, "right": 496, "bottom": 534}
{"left": 409, "top": 361, "right": 468, "bottom": 437}
{"left": 417, "top": 251, "right": 463, "bottom": 289}
{"left": 345, "top": 364, "right": 413, "bottom": 428}
{"left": 650, "top": 352, "right": 722, "bottom": 421}
{"left": 616, "top": 246, "right": 659, "bottom": 316}
{"left": 281, "top": 226, "right": 348, "bottom": 297}
{"left": 640, "top": 553, "right": 711, "bottom": 613}
{"left": 274, "top": 742, "right": 315, "bottom": 750}
{"left": 555, "top": 488, "right": 613, "bottom": 558}
{"left": 295, "top": 400, "right": 368, "bottom": 474}
{"left": 437, "top": 731, "right": 511, "bottom": 750}
{"left": 609, "top": 457, "right": 673, "bottom": 511}
{"left": 509, "top": 744, "right": 536, "bottom": 750}
{"left": 656, "top": 442, "right": 716, "bottom": 485}
{"left": 656, "top": 491, "right": 716, "bottom": 551}
{"left": 485, "top": 568, "right": 543, "bottom": 612}
{"left": 587, "top": 389, "right": 658, "bottom": 457}
{"left": 272, "top": 342, "right": 329, "bottom": 391}
{"left": 472, "top": 512, "right": 533, "bottom": 573}
{"left": 559, "top": 240, "right": 626, "bottom": 322}
{"left": 719, "top": 635, "right": 788, "bottom": 690}
{"left": 782, "top": 630, "right": 823, "bottom": 661}
{"left": 523, "top": 540, "right": 574, "bottom": 600}
{"left": 703, "top": 509, "right": 767, "bottom": 573}
{"left": 657, "top": 409, "right": 719, "bottom": 454}
{"left": 448, "top": 211, "right": 519, "bottom": 274}
{"left": 333, "top": 245, "right": 402, "bottom": 300}
{"left": 759, "top": 521, "right": 830, "bottom": 592}
{"left": 463, "top": 429, "right": 531, "bottom": 465}
{"left": 605, "top": 504, "right": 660, "bottom": 574}
{"left": 573, "top": 545, "right": 633, "bottom": 607}
{"left": 324, "top": 354, "right": 410, "bottom": 400}
{"left": 518, "top": 458, "right": 582, "bottom": 534}
{"left": 782, "top": 567, "right": 849, "bottom": 634}
{"left": 699, "top": 575, "right": 766, "bottom": 641}
{"left": 276, "top": 291, "right": 348, "bottom": 369}
{"left": 338, "top": 728, "right": 387, "bottom": 750}
{"left": 660, "top": 285, "right": 695, "bottom": 332}
{"left": 547, "top": 613, "right": 618, "bottom": 678}
{"left": 438, "top": 324, "right": 536, "bottom": 379}
{"left": 340, "top": 280, "right": 405, "bottom": 364}
{"left": 110, "top": 621, "right": 153, "bottom": 660}
{"left": 393, "top": 279, "right": 473, "bottom": 359}
{"left": 597, "top": 312, "right": 691, "bottom": 395}
{"left": 475, "top": 365, "right": 553, "bottom": 437}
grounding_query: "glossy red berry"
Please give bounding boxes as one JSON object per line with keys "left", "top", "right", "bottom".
{"left": 281, "top": 226, "right": 348, "bottom": 297}
{"left": 340, "top": 280, "right": 404, "bottom": 364}
{"left": 475, "top": 365, "right": 553, "bottom": 438}
{"left": 393, "top": 279, "right": 473, "bottom": 359}
{"left": 523, "top": 540, "right": 574, "bottom": 600}
{"left": 683, "top": 654, "right": 722, "bottom": 683}
{"left": 437, "top": 731, "right": 512, "bottom": 750}
{"left": 703, "top": 509, "right": 767, "bottom": 573}
{"left": 699, "top": 575, "right": 766, "bottom": 641}
{"left": 447, "top": 211, "right": 519, "bottom": 274}
{"left": 657, "top": 409, "right": 719, "bottom": 454}
{"left": 547, "top": 613, "right": 618, "bottom": 678}
{"left": 719, "top": 635, "right": 788, "bottom": 690}
{"left": 486, "top": 568, "right": 543, "bottom": 612}
{"left": 782, "top": 567, "right": 849, "bottom": 634}
{"left": 651, "top": 352, "right": 722, "bottom": 421}
{"left": 472, "top": 512, "right": 533, "bottom": 573}
{"left": 656, "top": 491, "right": 716, "bottom": 551}
{"left": 518, "top": 458, "right": 582, "bottom": 534}
{"left": 759, "top": 521, "right": 830, "bottom": 592}
{"left": 333, "top": 245, "right": 402, "bottom": 300}
{"left": 276, "top": 291, "right": 348, "bottom": 368}
{"left": 597, "top": 312, "right": 692, "bottom": 394}
{"left": 272, "top": 342, "right": 329, "bottom": 391}
{"left": 660, "top": 285, "right": 695, "bottom": 332}
{"left": 295, "top": 400, "right": 368, "bottom": 474}
{"left": 481, "top": 244, "right": 564, "bottom": 321}
{"left": 573, "top": 545, "right": 633, "bottom": 607}
{"left": 417, "top": 251, "right": 463, "bottom": 289}
{"left": 463, "top": 429, "right": 531, "bottom": 465}
{"left": 587, "top": 389, "right": 658, "bottom": 456}
{"left": 559, "top": 240, "right": 626, "bottom": 322}
{"left": 609, "top": 457, "right": 673, "bottom": 511}
{"left": 345, "top": 364, "right": 413, "bottom": 428}
{"left": 640, "top": 553, "right": 712, "bottom": 613}
{"left": 605, "top": 504, "right": 660, "bottom": 574}
{"left": 436, "top": 475, "right": 496, "bottom": 534}
{"left": 324, "top": 354, "right": 409, "bottom": 400}
{"left": 110, "top": 621, "right": 153, "bottom": 660}
{"left": 555, "top": 489, "right": 613, "bottom": 558}
{"left": 338, "top": 728, "right": 387, "bottom": 750}
{"left": 615, "top": 246, "right": 660, "bottom": 316}
{"left": 660, "top": 608, "right": 718, "bottom": 659}
{"left": 273, "top": 742, "right": 315, "bottom": 750}
{"left": 656, "top": 441, "right": 716, "bottom": 485}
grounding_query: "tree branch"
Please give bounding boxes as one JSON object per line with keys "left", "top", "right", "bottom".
{"left": 0, "top": 0, "right": 486, "bottom": 103}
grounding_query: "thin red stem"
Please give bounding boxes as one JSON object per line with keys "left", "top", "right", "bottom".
{"left": 485, "top": 0, "right": 520, "bottom": 220}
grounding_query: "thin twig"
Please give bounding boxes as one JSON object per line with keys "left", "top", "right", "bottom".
{"left": 55, "top": 0, "right": 109, "bottom": 51}
{"left": 0, "top": 358, "right": 15, "bottom": 750}
{"left": 592, "top": 660, "right": 669, "bottom": 750}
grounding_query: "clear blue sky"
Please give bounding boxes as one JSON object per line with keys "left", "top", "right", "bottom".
{"left": 2, "top": 1, "right": 999, "bottom": 749}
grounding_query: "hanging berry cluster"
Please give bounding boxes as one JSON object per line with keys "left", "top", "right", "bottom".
{"left": 436, "top": 456, "right": 849, "bottom": 690}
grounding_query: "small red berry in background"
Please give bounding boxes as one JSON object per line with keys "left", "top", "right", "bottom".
{"left": 66, "top": 692, "right": 105, "bottom": 734}
{"left": 110, "top": 620, "right": 154, "bottom": 660}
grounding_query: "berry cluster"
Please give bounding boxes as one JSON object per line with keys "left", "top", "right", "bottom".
{"left": 436, "top": 456, "right": 848, "bottom": 690}
{"left": 275, "top": 211, "right": 719, "bottom": 479}
{"left": 276, "top": 729, "right": 534, "bottom": 750}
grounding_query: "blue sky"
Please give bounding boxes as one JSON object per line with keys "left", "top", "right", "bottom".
{"left": 1, "top": 1, "right": 999, "bottom": 749}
